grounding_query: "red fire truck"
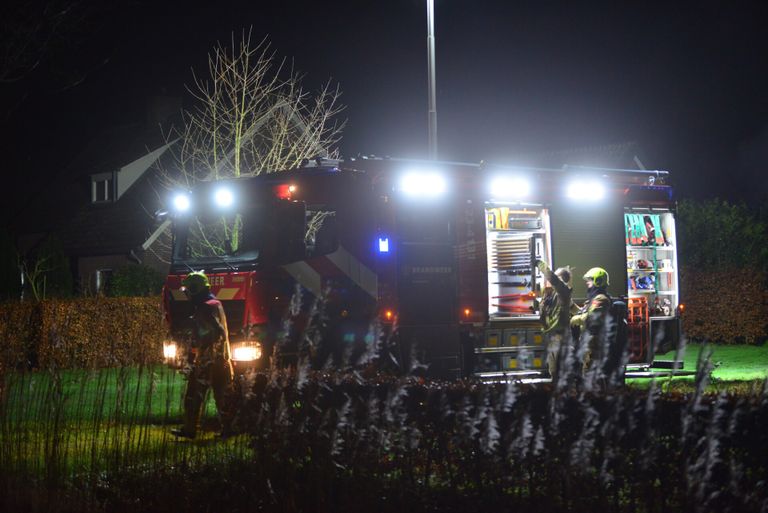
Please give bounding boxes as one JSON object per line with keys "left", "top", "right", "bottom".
{"left": 161, "top": 157, "right": 681, "bottom": 379}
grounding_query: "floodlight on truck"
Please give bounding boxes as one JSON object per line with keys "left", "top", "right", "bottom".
{"left": 398, "top": 171, "right": 447, "bottom": 197}
{"left": 566, "top": 179, "right": 606, "bottom": 201}
{"left": 489, "top": 176, "right": 531, "bottom": 199}
{"left": 173, "top": 193, "right": 191, "bottom": 212}
{"left": 213, "top": 186, "right": 235, "bottom": 208}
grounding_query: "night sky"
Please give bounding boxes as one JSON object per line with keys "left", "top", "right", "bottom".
{"left": 3, "top": 0, "right": 767, "bottom": 221}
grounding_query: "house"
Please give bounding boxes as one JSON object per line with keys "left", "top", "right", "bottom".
{"left": 15, "top": 101, "right": 180, "bottom": 296}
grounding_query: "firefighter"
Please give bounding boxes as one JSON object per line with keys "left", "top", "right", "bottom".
{"left": 536, "top": 260, "right": 577, "bottom": 381}
{"left": 570, "top": 267, "right": 612, "bottom": 374}
{"left": 172, "top": 271, "right": 235, "bottom": 439}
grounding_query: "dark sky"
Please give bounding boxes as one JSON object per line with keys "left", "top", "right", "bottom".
{"left": 3, "top": 0, "right": 768, "bottom": 212}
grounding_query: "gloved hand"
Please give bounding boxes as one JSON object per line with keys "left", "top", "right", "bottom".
{"left": 536, "top": 259, "right": 548, "bottom": 273}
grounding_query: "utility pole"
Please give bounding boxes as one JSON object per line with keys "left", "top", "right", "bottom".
{"left": 426, "top": 0, "right": 437, "bottom": 160}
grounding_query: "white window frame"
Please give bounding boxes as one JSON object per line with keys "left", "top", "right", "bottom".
{"left": 91, "top": 172, "right": 115, "bottom": 203}
{"left": 94, "top": 268, "right": 113, "bottom": 295}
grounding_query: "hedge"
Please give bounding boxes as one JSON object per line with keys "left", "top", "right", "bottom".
{"left": 1, "top": 267, "right": 766, "bottom": 372}
{"left": 0, "top": 297, "right": 166, "bottom": 370}
{"left": 680, "top": 266, "right": 768, "bottom": 344}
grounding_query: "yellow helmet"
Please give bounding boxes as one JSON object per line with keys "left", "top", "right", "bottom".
{"left": 182, "top": 271, "right": 210, "bottom": 296}
{"left": 583, "top": 267, "right": 609, "bottom": 288}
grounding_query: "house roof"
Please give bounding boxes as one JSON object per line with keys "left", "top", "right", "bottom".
{"left": 58, "top": 160, "right": 150, "bottom": 255}
{"left": 506, "top": 141, "right": 645, "bottom": 170}
{"left": 14, "top": 120, "right": 177, "bottom": 254}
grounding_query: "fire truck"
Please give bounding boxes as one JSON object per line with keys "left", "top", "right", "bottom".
{"left": 161, "top": 157, "right": 681, "bottom": 379}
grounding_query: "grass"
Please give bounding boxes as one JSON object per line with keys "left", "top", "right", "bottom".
{"left": 626, "top": 342, "right": 768, "bottom": 391}
{"left": 685, "top": 343, "right": 768, "bottom": 381}
{"left": 0, "top": 365, "right": 251, "bottom": 485}
{"left": 2, "top": 342, "right": 767, "bottom": 512}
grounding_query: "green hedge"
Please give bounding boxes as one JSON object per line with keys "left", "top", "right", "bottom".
{"left": 0, "top": 297, "right": 166, "bottom": 369}
{"left": 680, "top": 266, "right": 768, "bottom": 344}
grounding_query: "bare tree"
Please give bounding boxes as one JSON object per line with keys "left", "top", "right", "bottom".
{"left": 153, "top": 30, "right": 344, "bottom": 259}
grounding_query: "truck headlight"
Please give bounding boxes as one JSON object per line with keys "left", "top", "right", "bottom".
{"left": 232, "top": 341, "right": 263, "bottom": 362}
{"left": 163, "top": 341, "right": 178, "bottom": 360}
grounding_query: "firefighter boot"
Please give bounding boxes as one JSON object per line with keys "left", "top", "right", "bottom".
{"left": 177, "top": 374, "right": 207, "bottom": 439}
{"left": 171, "top": 427, "right": 195, "bottom": 439}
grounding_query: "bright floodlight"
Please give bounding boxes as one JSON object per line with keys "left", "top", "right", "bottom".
{"left": 399, "top": 171, "right": 447, "bottom": 197}
{"left": 490, "top": 176, "right": 531, "bottom": 198}
{"left": 566, "top": 180, "right": 606, "bottom": 201}
{"left": 163, "top": 341, "right": 177, "bottom": 359}
{"left": 232, "top": 343, "right": 263, "bottom": 362}
{"left": 214, "top": 187, "right": 234, "bottom": 208}
{"left": 173, "top": 193, "right": 191, "bottom": 212}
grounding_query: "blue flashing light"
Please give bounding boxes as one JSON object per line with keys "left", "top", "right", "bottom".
{"left": 378, "top": 237, "right": 390, "bottom": 253}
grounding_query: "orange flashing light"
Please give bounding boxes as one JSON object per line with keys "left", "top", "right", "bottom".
{"left": 678, "top": 303, "right": 685, "bottom": 314}
{"left": 384, "top": 309, "right": 394, "bottom": 322}
{"left": 463, "top": 308, "right": 471, "bottom": 318}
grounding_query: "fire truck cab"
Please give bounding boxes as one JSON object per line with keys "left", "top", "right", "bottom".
{"left": 161, "top": 157, "right": 681, "bottom": 379}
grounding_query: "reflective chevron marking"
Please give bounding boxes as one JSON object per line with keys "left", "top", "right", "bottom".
{"left": 216, "top": 288, "right": 240, "bottom": 300}
{"left": 282, "top": 246, "right": 378, "bottom": 299}
{"left": 325, "top": 246, "right": 378, "bottom": 299}
{"left": 281, "top": 260, "right": 324, "bottom": 297}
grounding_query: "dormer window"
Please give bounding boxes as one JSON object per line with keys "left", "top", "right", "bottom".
{"left": 92, "top": 172, "right": 115, "bottom": 203}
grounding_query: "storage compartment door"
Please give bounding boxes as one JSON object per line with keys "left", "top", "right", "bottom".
{"left": 549, "top": 202, "right": 627, "bottom": 300}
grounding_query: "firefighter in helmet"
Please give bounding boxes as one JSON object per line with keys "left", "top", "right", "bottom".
{"left": 172, "top": 271, "right": 235, "bottom": 439}
{"left": 570, "top": 267, "right": 612, "bottom": 373}
{"left": 536, "top": 260, "right": 577, "bottom": 381}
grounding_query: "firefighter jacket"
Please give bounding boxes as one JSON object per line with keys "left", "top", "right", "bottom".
{"left": 189, "top": 292, "right": 232, "bottom": 362}
{"left": 570, "top": 287, "right": 611, "bottom": 334}
{"left": 538, "top": 263, "right": 575, "bottom": 336}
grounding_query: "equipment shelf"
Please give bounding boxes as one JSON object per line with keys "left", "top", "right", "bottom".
{"left": 627, "top": 245, "right": 675, "bottom": 250}
{"left": 475, "top": 345, "right": 543, "bottom": 354}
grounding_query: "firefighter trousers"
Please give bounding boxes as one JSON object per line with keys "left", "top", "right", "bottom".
{"left": 182, "top": 358, "right": 235, "bottom": 436}
{"left": 544, "top": 331, "right": 566, "bottom": 381}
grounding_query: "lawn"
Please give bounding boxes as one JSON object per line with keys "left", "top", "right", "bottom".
{"left": 2, "top": 343, "right": 765, "bottom": 475}
{"left": 652, "top": 342, "right": 768, "bottom": 380}
{"left": 0, "top": 365, "right": 251, "bottom": 480}
{"left": 627, "top": 342, "right": 768, "bottom": 391}
{"left": 681, "top": 343, "right": 768, "bottom": 381}
{"left": 1, "top": 346, "right": 766, "bottom": 512}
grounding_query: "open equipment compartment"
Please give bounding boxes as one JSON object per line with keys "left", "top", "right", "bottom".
{"left": 475, "top": 203, "right": 552, "bottom": 376}
{"left": 624, "top": 208, "right": 680, "bottom": 360}
{"left": 485, "top": 205, "right": 551, "bottom": 318}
